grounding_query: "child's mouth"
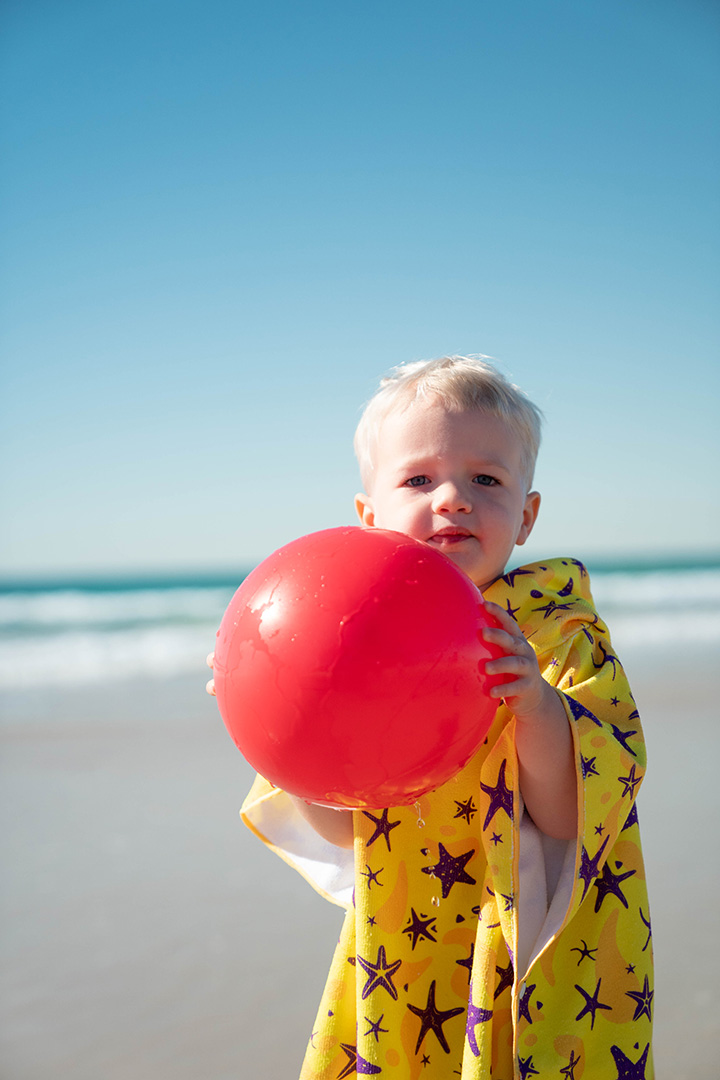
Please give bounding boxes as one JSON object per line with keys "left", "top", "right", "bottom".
{"left": 429, "top": 530, "right": 473, "bottom": 546}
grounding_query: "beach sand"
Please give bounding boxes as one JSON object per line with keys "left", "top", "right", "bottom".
{"left": 1, "top": 643, "right": 717, "bottom": 1078}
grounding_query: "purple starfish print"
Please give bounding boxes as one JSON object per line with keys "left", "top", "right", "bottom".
{"left": 502, "top": 567, "right": 533, "bottom": 588}
{"left": 465, "top": 981, "right": 493, "bottom": 1057}
{"left": 625, "top": 974, "right": 653, "bottom": 1021}
{"left": 361, "top": 864, "right": 384, "bottom": 889}
{"left": 490, "top": 832, "right": 503, "bottom": 845}
{"left": 560, "top": 1049, "right": 582, "bottom": 1079}
{"left": 454, "top": 796, "right": 478, "bottom": 824}
{"left": 592, "top": 640, "right": 619, "bottom": 679}
{"left": 364, "top": 1014, "right": 389, "bottom": 1042}
{"left": 618, "top": 764, "right": 642, "bottom": 798}
{"left": 407, "top": 980, "right": 465, "bottom": 1054}
{"left": 518, "top": 1054, "right": 539, "bottom": 1078}
{"left": 504, "top": 598, "right": 520, "bottom": 619}
{"left": 640, "top": 907, "right": 652, "bottom": 952}
{"left": 570, "top": 939, "right": 598, "bottom": 965}
{"left": 421, "top": 843, "right": 476, "bottom": 898}
{"left": 578, "top": 836, "right": 609, "bottom": 900}
{"left": 494, "top": 960, "right": 514, "bottom": 999}
{"left": 337, "top": 1043, "right": 382, "bottom": 1077}
{"left": 456, "top": 943, "right": 474, "bottom": 984}
{"left": 480, "top": 759, "right": 513, "bottom": 829}
{"left": 363, "top": 809, "right": 402, "bottom": 852}
{"left": 518, "top": 983, "right": 536, "bottom": 1024}
{"left": 403, "top": 909, "right": 438, "bottom": 950}
{"left": 579, "top": 610, "right": 607, "bottom": 646}
{"left": 532, "top": 597, "right": 575, "bottom": 620}
{"left": 593, "top": 860, "right": 636, "bottom": 912}
{"left": 575, "top": 978, "right": 612, "bottom": 1029}
{"left": 609, "top": 1043, "right": 650, "bottom": 1079}
{"left": 581, "top": 755, "right": 599, "bottom": 779}
{"left": 563, "top": 694, "right": 602, "bottom": 727}
{"left": 357, "top": 946, "right": 402, "bottom": 1001}
{"left": 610, "top": 723, "right": 639, "bottom": 757}
{"left": 622, "top": 803, "right": 639, "bottom": 832}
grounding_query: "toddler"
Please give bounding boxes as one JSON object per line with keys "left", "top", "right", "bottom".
{"left": 238, "top": 357, "right": 653, "bottom": 1079}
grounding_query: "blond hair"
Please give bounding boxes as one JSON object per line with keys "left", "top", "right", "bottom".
{"left": 354, "top": 355, "right": 543, "bottom": 490}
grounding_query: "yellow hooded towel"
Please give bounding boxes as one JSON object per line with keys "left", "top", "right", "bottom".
{"left": 242, "top": 558, "right": 653, "bottom": 1079}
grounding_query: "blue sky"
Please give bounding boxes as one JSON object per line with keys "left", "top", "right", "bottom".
{"left": 1, "top": 0, "right": 718, "bottom": 576}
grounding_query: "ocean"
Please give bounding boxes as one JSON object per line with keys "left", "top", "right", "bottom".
{"left": 1, "top": 555, "right": 719, "bottom": 690}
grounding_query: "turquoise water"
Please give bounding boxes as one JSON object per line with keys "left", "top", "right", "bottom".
{"left": 1, "top": 554, "right": 718, "bottom": 689}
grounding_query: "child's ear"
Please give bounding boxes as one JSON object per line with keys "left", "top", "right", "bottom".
{"left": 515, "top": 490, "right": 541, "bottom": 546}
{"left": 355, "top": 493, "right": 376, "bottom": 527}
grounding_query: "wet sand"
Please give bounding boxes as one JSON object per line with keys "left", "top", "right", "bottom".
{"left": 0, "top": 644, "right": 717, "bottom": 1078}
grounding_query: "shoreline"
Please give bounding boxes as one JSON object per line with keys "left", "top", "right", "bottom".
{"left": 1, "top": 646, "right": 718, "bottom": 1078}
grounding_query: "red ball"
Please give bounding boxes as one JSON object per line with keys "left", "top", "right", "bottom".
{"left": 213, "top": 527, "right": 506, "bottom": 809}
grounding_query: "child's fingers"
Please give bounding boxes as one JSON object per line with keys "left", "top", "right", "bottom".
{"left": 485, "top": 645, "right": 538, "bottom": 699}
{"left": 483, "top": 623, "right": 532, "bottom": 664}
{"left": 486, "top": 653, "right": 532, "bottom": 698}
{"left": 482, "top": 600, "right": 519, "bottom": 632}
{"left": 488, "top": 679, "right": 520, "bottom": 699}
{"left": 481, "top": 602, "right": 530, "bottom": 653}
{"left": 482, "top": 624, "right": 520, "bottom": 650}
{"left": 485, "top": 651, "right": 534, "bottom": 678}
{"left": 206, "top": 653, "right": 216, "bottom": 694}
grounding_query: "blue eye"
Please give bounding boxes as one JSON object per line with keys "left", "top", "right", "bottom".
{"left": 473, "top": 474, "right": 498, "bottom": 486}
{"left": 406, "top": 475, "right": 429, "bottom": 487}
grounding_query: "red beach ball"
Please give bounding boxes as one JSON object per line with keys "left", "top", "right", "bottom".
{"left": 213, "top": 527, "right": 505, "bottom": 809}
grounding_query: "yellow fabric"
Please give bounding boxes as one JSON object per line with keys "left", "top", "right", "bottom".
{"left": 241, "top": 558, "right": 654, "bottom": 1079}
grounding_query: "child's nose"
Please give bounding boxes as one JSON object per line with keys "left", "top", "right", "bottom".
{"left": 432, "top": 482, "right": 471, "bottom": 514}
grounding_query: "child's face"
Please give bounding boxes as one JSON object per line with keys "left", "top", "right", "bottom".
{"left": 355, "top": 399, "right": 540, "bottom": 592}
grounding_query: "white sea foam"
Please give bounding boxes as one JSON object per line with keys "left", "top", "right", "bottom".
{"left": 0, "top": 587, "right": 233, "bottom": 631}
{"left": 608, "top": 610, "right": 720, "bottom": 648}
{"left": 0, "top": 625, "right": 216, "bottom": 689}
{"left": 0, "top": 564, "right": 718, "bottom": 689}
{"left": 591, "top": 568, "right": 720, "bottom": 610}
{"left": 591, "top": 568, "right": 720, "bottom": 651}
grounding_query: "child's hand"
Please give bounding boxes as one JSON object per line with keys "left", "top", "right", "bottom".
{"left": 481, "top": 601, "right": 552, "bottom": 721}
{"left": 206, "top": 652, "right": 216, "bottom": 696}
{"left": 481, "top": 600, "right": 578, "bottom": 839}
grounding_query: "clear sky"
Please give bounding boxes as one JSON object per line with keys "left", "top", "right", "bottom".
{"left": 1, "top": 0, "right": 718, "bottom": 577}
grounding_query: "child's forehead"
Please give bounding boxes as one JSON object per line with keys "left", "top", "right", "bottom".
{"left": 356, "top": 369, "right": 540, "bottom": 492}
{"left": 379, "top": 397, "right": 515, "bottom": 447}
